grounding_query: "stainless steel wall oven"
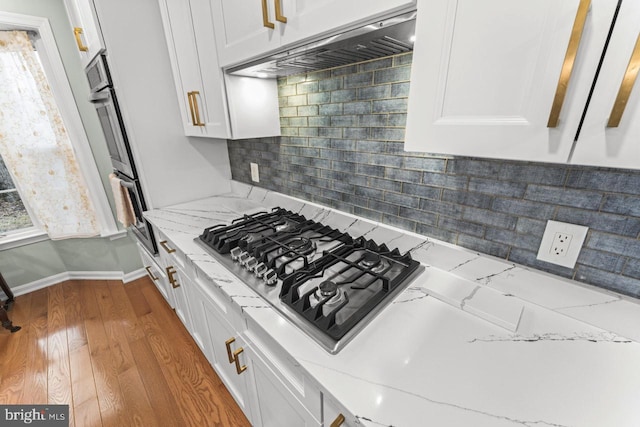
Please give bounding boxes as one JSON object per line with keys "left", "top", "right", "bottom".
{"left": 87, "top": 54, "right": 157, "bottom": 255}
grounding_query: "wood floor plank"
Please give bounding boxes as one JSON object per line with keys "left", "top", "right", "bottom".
{"left": 74, "top": 397, "right": 103, "bottom": 427}
{"left": 47, "top": 285, "right": 73, "bottom": 408}
{"left": 94, "top": 282, "right": 136, "bottom": 375}
{"left": 123, "top": 278, "right": 152, "bottom": 318}
{"left": 108, "top": 279, "right": 146, "bottom": 342}
{"left": 0, "top": 321, "right": 29, "bottom": 404}
{"left": 62, "top": 280, "right": 88, "bottom": 352}
{"left": 118, "top": 365, "right": 160, "bottom": 427}
{"left": 21, "top": 315, "right": 48, "bottom": 404}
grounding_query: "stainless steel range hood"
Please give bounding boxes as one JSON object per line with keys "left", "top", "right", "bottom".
{"left": 227, "top": 11, "right": 416, "bottom": 78}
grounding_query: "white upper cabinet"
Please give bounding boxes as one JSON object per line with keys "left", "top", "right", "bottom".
{"left": 212, "top": 0, "right": 416, "bottom": 67}
{"left": 571, "top": 0, "right": 640, "bottom": 169}
{"left": 158, "top": 0, "right": 231, "bottom": 139}
{"left": 64, "top": 0, "right": 105, "bottom": 67}
{"left": 158, "top": 0, "right": 280, "bottom": 140}
{"left": 405, "top": 0, "right": 619, "bottom": 164}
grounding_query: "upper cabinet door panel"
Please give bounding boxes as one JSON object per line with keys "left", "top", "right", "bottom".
{"left": 571, "top": 0, "right": 640, "bottom": 169}
{"left": 212, "top": 0, "right": 281, "bottom": 67}
{"left": 279, "top": 0, "right": 416, "bottom": 46}
{"left": 405, "top": 0, "right": 614, "bottom": 163}
{"left": 64, "top": 0, "right": 105, "bottom": 67}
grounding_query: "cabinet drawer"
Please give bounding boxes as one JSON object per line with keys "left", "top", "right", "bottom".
{"left": 245, "top": 315, "right": 321, "bottom": 420}
{"left": 155, "top": 230, "right": 194, "bottom": 278}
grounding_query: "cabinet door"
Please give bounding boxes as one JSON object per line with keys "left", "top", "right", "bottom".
{"left": 571, "top": 0, "right": 640, "bottom": 169}
{"left": 64, "top": 0, "right": 105, "bottom": 67}
{"left": 405, "top": 0, "right": 617, "bottom": 163}
{"left": 137, "top": 243, "right": 172, "bottom": 307}
{"left": 211, "top": 0, "right": 281, "bottom": 67}
{"left": 188, "top": 276, "right": 254, "bottom": 422}
{"left": 280, "top": 0, "right": 415, "bottom": 46}
{"left": 246, "top": 345, "right": 321, "bottom": 427}
{"left": 171, "top": 267, "right": 193, "bottom": 332}
{"left": 158, "top": 0, "right": 231, "bottom": 138}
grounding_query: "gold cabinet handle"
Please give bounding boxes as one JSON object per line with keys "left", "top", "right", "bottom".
{"left": 159, "top": 240, "right": 176, "bottom": 254}
{"left": 261, "top": 0, "right": 275, "bottom": 29}
{"left": 225, "top": 337, "right": 236, "bottom": 364}
{"left": 608, "top": 34, "right": 640, "bottom": 127}
{"left": 144, "top": 266, "right": 158, "bottom": 281}
{"left": 187, "top": 91, "right": 205, "bottom": 127}
{"left": 330, "top": 414, "right": 345, "bottom": 427}
{"left": 274, "top": 0, "right": 287, "bottom": 23}
{"left": 187, "top": 92, "right": 197, "bottom": 126}
{"left": 166, "top": 266, "right": 180, "bottom": 288}
{"left": 233, "top": 347, "right": 247, "bottom": 374}
{"left": 73, "top": 27, "right": 89, "bottom": 52}
{"left": 547, "top": 0, "right": 591, "bottom": 128}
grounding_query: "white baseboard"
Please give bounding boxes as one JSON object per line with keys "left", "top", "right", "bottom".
{"left": 1, "top": 268, "right": 148, "bottom": 298}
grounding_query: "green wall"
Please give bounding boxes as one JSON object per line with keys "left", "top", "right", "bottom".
{"left": 0, "top": 0, "right": 142, "bottom": 288}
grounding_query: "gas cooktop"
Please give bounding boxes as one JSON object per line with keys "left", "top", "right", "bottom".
{"left": 196, "top": 207, "right": 424, "bottom": 353}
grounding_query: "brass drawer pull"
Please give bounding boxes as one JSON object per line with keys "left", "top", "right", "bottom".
{"left": 274, "top": 0, "right": 287, "bottom": 23}
{"left": 144, "top": 266, "right": 158, "bottom": 281}
{"left": 608, "top": 34, "right": 640, "bottom": 127}
{"left": 547, "top": 0, "right": 591, "bottom": 127}
{"left": 159, "top": 240, "right": 176, "bottom": 254}
{"left": 233, "top": 347, "right": 247, "bottom": 374}
{"left": 166, "top": 266, "right": 180, "bottom": 288}
{"left": 225, "top": 337, "right": 236, "bottom": 364}
{"left": 261, "top": 0, "right": 275, "bottom": 29}
{"left": 73, "top": 27, "right": 88, "bottom": 52}
{"left": 330, "top": 414, "right": 345, "bottom": 427}
{"left": 187, "top": 91, "right": 205, "bottom": 126}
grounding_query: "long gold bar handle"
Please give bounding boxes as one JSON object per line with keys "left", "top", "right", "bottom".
{"left": 330, "top": 414, "right": 346, "bottom": 427}
{"left": 233, "top": 348, "right": 247, "bottom": 374}
{"left": 261, "top": 0, "right": 275, "bottom": 29}
{"left": 225, "top": 337, "right": 236, "bottom": 364}
{"left": 274, "top": 0, "right": 287, "bottom": 23}
{"left": 191, "top": 91, "right": 205, "bottom": 127}
{"left": 187, "top": 92, "right": 197, "bottom": 126}
{"left": 547, "top": 0, "right": 591, "bottom": 128}
{"left": 144, "top": 266, "right": 158, "bottom": 281}
{"left": 73, "top": 27, "right": 88, "bottom": 52}
{"left": 607, "top": 34, "right": 640, "bottom": 127}
{"left": 159, "top": 240, "right": 176, "bottom": 254}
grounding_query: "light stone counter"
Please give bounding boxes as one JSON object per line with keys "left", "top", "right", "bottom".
{"left": 144, "top": 181, "right": 640, "bottom": 427}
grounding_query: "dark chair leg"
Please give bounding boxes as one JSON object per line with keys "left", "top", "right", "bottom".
{"left": 0, "top": 272, "right": 20, "bottom": 332}
{"left": 0, "top": 306, "right": 20, "bottom": 333}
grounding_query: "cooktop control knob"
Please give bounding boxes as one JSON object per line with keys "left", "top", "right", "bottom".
{"left": 264, "top": 269, "right": 278, "bottom": 286}
{"left": 245, "top": 257, "right": 258, "bottom": 271}
{"left": 230, "top": 247, "right": 243, "bottom": 261}
{"left": 254, "top": 263, "right": 268, "bottom": 278}
{"left": 238, "top": 251, "right": 251, "bottom": 265}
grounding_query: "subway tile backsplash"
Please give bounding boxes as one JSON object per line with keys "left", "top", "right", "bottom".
{"left": 228, "top": 52, "right": 640, "bottom": 299}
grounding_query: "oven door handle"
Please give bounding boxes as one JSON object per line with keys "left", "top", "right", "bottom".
{"left": 119, "top": 180, "right": 135, "bottom": 189}
{"left": 89, "top": 90, "right": 110, "bottom": 103}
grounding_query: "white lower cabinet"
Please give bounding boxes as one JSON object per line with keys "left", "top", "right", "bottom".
{"left": 245, "top": 341, "right": 321, "bottom": 427}
{"left": 136, "top": 242, "right": 173, "bottom": 307}
{"left": 189, "top": 273, "right": 255, "bottom": 422}
{"left": 188, "top": 269, "right": 328, "bottom": 427}
{"left": 323, "top": 393, "right": 356, "bottom": 427}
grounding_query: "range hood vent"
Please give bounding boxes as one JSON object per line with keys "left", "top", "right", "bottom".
{"left": 227, "top": 11, "right": 416, "bottom": 78}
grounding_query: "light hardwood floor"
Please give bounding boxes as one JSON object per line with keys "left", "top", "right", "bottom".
{"left": 0, "top": 277, "right": 250, "bottom": 427}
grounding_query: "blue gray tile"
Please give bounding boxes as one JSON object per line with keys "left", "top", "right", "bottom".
{"left": 469, "top": 178, "right": 526, "bottom": 198}
{"left": 524, "top": 185, "right": 602, "bottom": 210}
{"left": 457, "top": 234, "right": 509, "bottom": 258}
{"left": 402, "top": 183, "right": 441, "bottom": 201}
{"left": 555, "top": 207, "right": 640, "bottom": 237}
{"left": 492, "top": 198, "right": 555, "bottom": 220}
{"left": 442, "top": 190, "right": 493, "bottom": 209}
{"left": 463, "top": 207, "right": 518, "bottom": 230}
{"left": 601, "top": 194, "right": 640, "bottom": 217}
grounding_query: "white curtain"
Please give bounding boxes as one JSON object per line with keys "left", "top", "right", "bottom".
{"left": 0, "top": 30, "right": 99, "bottom": 239}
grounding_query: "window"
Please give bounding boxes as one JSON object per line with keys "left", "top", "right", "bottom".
{"left": 0, "top": 154, "right": 34, "bottom": 235}
{"left": 0, "top": 12, "right": 120, "bottom": 248}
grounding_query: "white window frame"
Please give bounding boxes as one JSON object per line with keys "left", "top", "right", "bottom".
{"left": 0, "top": 11, "right": 120, "bottom": 249}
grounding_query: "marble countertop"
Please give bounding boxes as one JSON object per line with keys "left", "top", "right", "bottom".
{"left": 144, "top": 181, "right": 640, "bottom": 427}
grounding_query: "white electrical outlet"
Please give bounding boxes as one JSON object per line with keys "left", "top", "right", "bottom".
{"left": 537, "top": 220, "right": 588, "bottom": 268}
{"left": 250, "top": 162, "right": 259, "bottom": 182}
